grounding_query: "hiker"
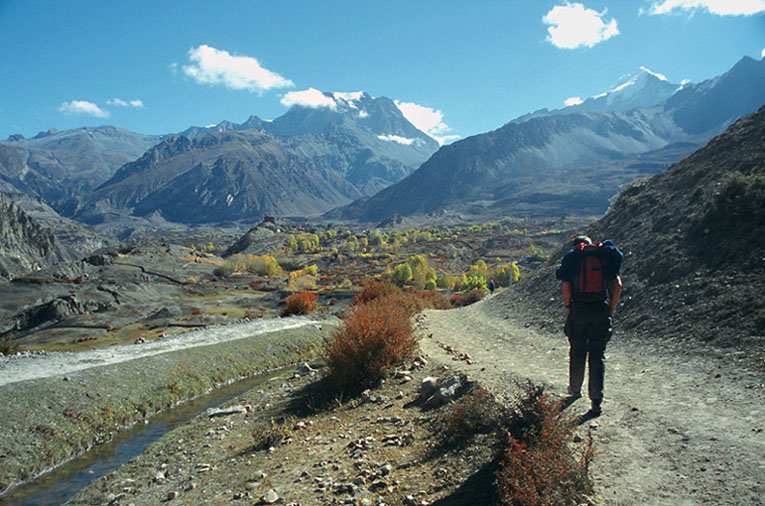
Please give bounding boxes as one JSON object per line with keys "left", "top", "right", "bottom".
{"left": 488, "top": 279, "right": 496, "bottom": 295}
{"left": 556, "top": 235, "right": 622, "bottom": 415}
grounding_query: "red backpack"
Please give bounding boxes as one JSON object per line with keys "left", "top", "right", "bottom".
{"left": 572, "top": 242, "right": 608, "bottom": 302}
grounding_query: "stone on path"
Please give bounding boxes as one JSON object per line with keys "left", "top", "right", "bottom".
{"left": 259, "top": 488, "right": 280, "bottom": 504}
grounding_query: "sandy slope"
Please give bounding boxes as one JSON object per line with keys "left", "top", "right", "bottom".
{"left": 416, "top": 293, "right": 765, "bottom": 505}
{"left": 0, "top": 317, "right": 330, "bottom": 387}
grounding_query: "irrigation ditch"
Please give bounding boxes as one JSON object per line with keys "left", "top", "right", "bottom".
{"left": 0, "top": 315, "right": 339, "bottom": 503}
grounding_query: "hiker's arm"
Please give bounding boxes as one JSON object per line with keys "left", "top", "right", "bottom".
{"left": 609, "top": 276, "right": 622, "bottom": 315}
{"left": 562, "top": 281, "right": 572, "bottom": 313}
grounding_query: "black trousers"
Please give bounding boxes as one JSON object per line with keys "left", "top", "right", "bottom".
{"left": 564, "top": 301, "right": 612, "bottom": 405}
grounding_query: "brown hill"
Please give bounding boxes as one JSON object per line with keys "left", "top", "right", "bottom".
{"left": 507, "top": 104, "right": 765, "bottom": 359}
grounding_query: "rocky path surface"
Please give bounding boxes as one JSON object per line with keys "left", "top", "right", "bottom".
{"left": 0, "top": 317, "right": 329, "bottom": 386}
{"left": 417, "top": 297, "right": 765, "bottom": 506}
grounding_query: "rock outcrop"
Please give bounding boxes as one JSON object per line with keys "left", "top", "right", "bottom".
{"left": 0, "top": 193, "right": 75, "bottom": 279}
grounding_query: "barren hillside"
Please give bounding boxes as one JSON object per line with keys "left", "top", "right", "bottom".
{"left": 512, "top": 104, "right": 765, "bottom": 362}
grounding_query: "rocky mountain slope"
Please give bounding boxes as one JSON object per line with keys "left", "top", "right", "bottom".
{"left": 0, "top": 193, "right": 76, "bottom": 279}
{"left": 74, "top": 93, "right": 438, "bottom": 224}
{"left": 513, "top": 103, "right": 765, "bottom": 357}
{"left": 0, "top": 127, "right": 162, "bottom": 212}
{"left": 331, "top": 56, "right": 765, "bottom": 223}
{"left": 73, "top": 131, "right": 364, "bottom": 224}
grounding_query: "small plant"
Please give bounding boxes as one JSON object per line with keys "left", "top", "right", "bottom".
{"left": 1, "top": 334, "right": 19, "bottom": 355}
{"left": 282, "top": 292, "right": 318, "bottom": 316}
{"left": 250, "top": 416, "right": 296, "bottom": 451}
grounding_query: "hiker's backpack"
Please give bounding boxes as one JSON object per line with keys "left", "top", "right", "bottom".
{"left": 572, "top": 242, "right": 609, "bottom": 302}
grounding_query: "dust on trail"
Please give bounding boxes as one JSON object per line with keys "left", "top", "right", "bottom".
{"left": 0, "top": 317, "right": 332, "bottom": 387}
{"left": 417, "top": 296, "right": 765, "bottom": 506}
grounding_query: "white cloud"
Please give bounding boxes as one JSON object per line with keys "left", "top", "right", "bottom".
{"left": 107, "top": 98, "right": 145, "bottom": 108}
{"left": 646, "top": 0, "right": 765, "bottom": 16}
{"left": 378, "top": 134, "right": 416, "bottom": 145}
{"left": 281, "top": 88, "right": 337, "bottom": 109}
{"left": 58, "top": 100, "right": 109, "bottom": 118}
{"left": 565, "top": 96, "right": 584, "bottom": 106}
{"left": 182, "top": 45, "right": 294, "bottom": 92}
{"left": 394, "top": 100, "right": 458, "bottom": 145}
{"left": 762, "top": 47, "right": 765, "bottom": 58}
{"left": 543, "top": 3, "right": 619, "bottom": 49}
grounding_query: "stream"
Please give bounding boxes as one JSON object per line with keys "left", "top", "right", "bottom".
{"left": 0, "top": 368, "right": 286, "bottom": 506}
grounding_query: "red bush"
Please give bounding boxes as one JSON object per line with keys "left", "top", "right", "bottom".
{"left": 282, "top": 291, "right": 318, "bottom": 316}
{"left": 450, "top": 289, "right": 485, "bottom": 307}
{"left": 325, "top": 296, "right": 418, "bottom": 393}
{"left": 405, "top": 288, "right": 451, "bottom": 310}
{"left": 352, "top": 279, "right": 400, "bottom": 306}
{"left": 465, "top": 288, "right": 486, "bottom": 305}
{"left": 496, "top": 391, "right": 594, "bottom": 505}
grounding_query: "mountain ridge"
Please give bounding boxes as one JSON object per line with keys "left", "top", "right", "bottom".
{"left": 329, "top": 56, "right": 765, "bottom": 223}
{"left": 74, "top": 93, "right": 439, "bottom": 224}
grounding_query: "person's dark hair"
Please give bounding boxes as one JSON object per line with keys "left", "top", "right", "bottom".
{"left": 572, "top": 235, "right": 592, "bottom": 247}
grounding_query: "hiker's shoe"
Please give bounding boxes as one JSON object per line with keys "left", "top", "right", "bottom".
{"left": 567, "top": 387, "right": 582, "bottom": 399}
{"left": 590, "top": 402, "right": 603, "bottom": 415}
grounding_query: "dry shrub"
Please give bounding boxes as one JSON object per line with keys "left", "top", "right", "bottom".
{"left": 353, "top": 278, "right": 401, "bottom": 306}
{"left": 404, "top": 287, "right": 451, "bottom": 310}
{"left": 437, "top": 387, "right": 506, "bottom": 447}
{"left": 282, "top": 292, "right": 318, "bottom": 316}
{"left": 451, "top": 288, "right": 486, "bottom": 307}
{"left": 496, "top": 383, "right": 594, "bottom": 506}
{"left": 287, "top": 275, "right": 318, "bottom": 292}
{"left": 465, "top": 288, "right": 486, "bottom": 304}
{"left": 325, "top": 296, "right": 417, "bottom": 394}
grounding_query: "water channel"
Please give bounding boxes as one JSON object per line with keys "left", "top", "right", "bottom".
{"left": 0, "top": 369, "right": 285, "bottom": 505}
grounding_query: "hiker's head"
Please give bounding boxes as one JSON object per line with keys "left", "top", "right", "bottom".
{"left": 572, "top": 236, "right": 592, "bottom": 247}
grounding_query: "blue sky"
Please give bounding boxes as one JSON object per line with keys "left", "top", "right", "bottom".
{"left": 1, "top": 0, "right": 763, "bottom": 144}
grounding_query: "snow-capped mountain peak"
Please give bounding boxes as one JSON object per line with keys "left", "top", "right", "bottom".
{"left": 571, "top": 66, "right": 682, "bottom": 112}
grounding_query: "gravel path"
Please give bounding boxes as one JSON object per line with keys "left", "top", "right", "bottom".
{"left": 0, "top": 317, "right": 329, "bottom": 386}
{"left": 417, "top": 294, "right": 765, "bottom": 505}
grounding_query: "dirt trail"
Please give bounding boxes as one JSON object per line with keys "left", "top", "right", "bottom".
{"left": 417, "top": 295, "right": 765, "bottom": 506}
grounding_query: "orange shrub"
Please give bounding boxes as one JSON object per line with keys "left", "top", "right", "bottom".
{"left": 352, "top": 279, "right": 401, "bottom": 306}
{"left": 496, "top": 386, "right": 594, "bottom": 505}
{"left": 450, "top": 288, "right": 485, "bottom": 307}
{"left": 325, "top": 296, "right": 417, "bottom": 393}
{"left": 282, "top": 291, "right": 318, "bottom": 316}
{"left": 405, "top": 287, "right": 451, "bottom": 310}
{"left": 450, "top": 293, "right": 464, "bottom": 307}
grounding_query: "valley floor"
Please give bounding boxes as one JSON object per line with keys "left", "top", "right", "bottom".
{"left": 6, "top": 292, "right": 764, "bottom": 505}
